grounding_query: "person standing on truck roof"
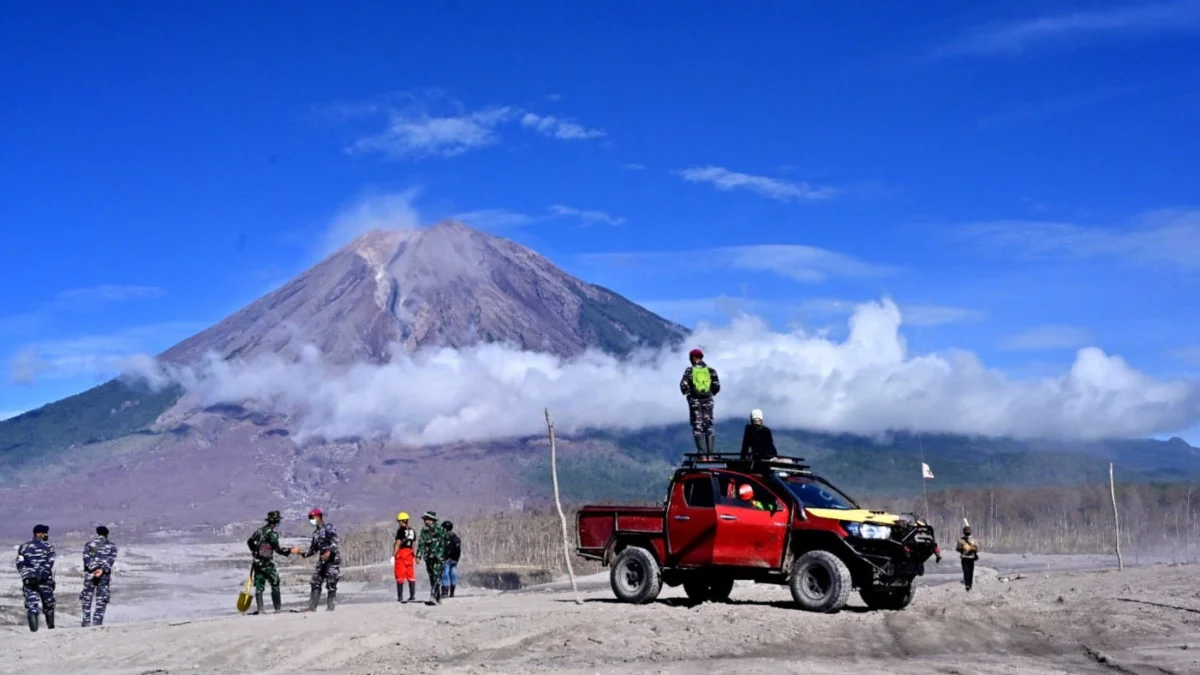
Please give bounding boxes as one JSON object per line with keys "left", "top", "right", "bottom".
{"left": 740, "top": 409, "right": 777, "bottom": 461}
{"left": 955, "top": 526, "right": 979, "bottom": 591}
{"left": 680, "top": 348, "right": 720, "bottom": 457}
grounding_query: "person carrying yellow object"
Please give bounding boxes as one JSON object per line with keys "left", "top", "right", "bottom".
{"left": 393, "top": 512, "right": 417, "bottom": 603}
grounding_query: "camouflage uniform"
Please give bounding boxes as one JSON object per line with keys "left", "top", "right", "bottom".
{"left": 302, "top": 521, "right": 341, "bottom": 611}
{"left": 80, "top": 532, "right": 118, "bottom": 627}
{"left": 247, "top": 512, "right": 291, "bottom": 613}
{"left": 15, "top": 526, "right": 56, "bottom": 631}
{"left": 680, "top": 359, "right": 721, "bottom": 454}
{"left": 416, "top": 512, "right": 448, "bottom": 604}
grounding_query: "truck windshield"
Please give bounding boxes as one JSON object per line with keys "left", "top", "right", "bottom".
{"left": 781, "top": 476, "right": 858, "bottom": 510}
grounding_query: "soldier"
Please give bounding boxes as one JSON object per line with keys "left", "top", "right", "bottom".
{"left": 441, "top": 520, "right": 461, "bottom": 599}
{"left": 15, "top": 524, "right": 56, "bottom": 632}
{"left": 955, "top": 526, "right": 980, "bottom": 591}
{"left": 294, "top": 507, "right": 341, "bottom": 612}
{"left": 680, "top": 348, "right": 721, "bottom": 457}
{"left": 415, "top": 511, "right": 447, "bottom": 606}
{"left": 247, "top": 511, "right": 292, "bottom": 614}
{"left": 740, "top": 409, "right": 778, "bottom": 461}
{"left": 80, "top": 525, "right": 118, "bottom": 627}
{"left": 393, "top": 512, "right": 417, "bottom": 603}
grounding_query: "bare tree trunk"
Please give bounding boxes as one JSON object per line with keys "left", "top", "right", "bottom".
{"left": 546, "top": 408, "right": 582, "bottom": 604}
{"left": 1109, "top": 463, "right": 1123, "bottom": 571}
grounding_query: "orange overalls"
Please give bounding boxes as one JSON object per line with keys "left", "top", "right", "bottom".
{"left": 395, "top": 526, "right": 416, "bottom": 582}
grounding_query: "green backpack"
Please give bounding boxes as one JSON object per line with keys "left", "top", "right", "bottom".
{"left": 691, "top": 366, "right": 712, "bottom": 394}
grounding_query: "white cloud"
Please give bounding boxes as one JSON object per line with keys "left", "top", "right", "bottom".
{"left": 122, "top": 298, "right": 1200, "bottom": 443}
{"left": 548, "top": 205, "right": 625, "bottom": 226}
{"left": 1169, "top": 346, "right": 1200, "bottom": 367}
{"left": 937, "top": 1, "right": 1200, "bottom": 57}
{"left": 320, "top": 188, "right": 423, "bottom": 256}
{"left": 53, "top": 285, "right": 166, "bottom": 308}
{"left": 520, "top": 113, "right": 605, "bottom": 140}
{"left": 800, "top": 298, "right": 986, "bottom": 327}
{"left": 450, "top": 209, "right": 534, "bottom": 231}
{"left": 580, "top": 244, "right": 893, "bottom": 284}
{"left": 960, "top": 209, "right": 1200, "bottom": 270}
{"left": 332, "top": 91, "right": 605, "bottom": 160}
{"left": 1000, "top": 325, "right": 1093, "bottom": 351}
{"left": 9, "top": 322, "right": 205, "bottom": 385}
{"left": 674, "top": 166, "right": 837, "bottom": 202}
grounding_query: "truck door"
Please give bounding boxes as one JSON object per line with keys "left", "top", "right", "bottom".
{"left": 665, "top": 472, "right": 718, "bottom": 568}
{"left": 712, "top": 472, "right": 789, "bottom": 568}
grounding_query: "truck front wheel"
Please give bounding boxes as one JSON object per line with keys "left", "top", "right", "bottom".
{"left": 610, "top": 546, "right": 662, "bottom": 604}
{"left": 860, "top": 584, "right": 915, "bottom": 610}
{"left": 789, "top": 550, "right": 852, "bottom": 613}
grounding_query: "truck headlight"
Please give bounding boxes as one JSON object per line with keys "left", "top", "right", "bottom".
{"left": 844, "top": 522, "right": 892, "bottom": 540}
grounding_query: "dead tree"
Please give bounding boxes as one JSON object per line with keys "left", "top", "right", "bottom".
{"left": 1110, "top": 462, "right": 1124, "bottom": 571}
{"left": 545, "top": 408, "right": 582, "bottom": 604}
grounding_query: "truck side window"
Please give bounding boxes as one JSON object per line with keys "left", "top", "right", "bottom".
{"left": 683, "top": 477, "right": 715, "bottom": 508}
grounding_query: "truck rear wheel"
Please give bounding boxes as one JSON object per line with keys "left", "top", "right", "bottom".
{"left": 789, "top": 550, "right": 852, "bottom": 613}
{"left": 860, "top": 584, "right": 915, "bottom": 610}
{"left": 610, "top": 546, "right": 662, "bottom": 604}
{"left": 682, "top": 574, "right": 734, "bottom": 603}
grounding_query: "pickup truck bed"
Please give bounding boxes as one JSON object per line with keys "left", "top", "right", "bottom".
{"left": 576, "top": 505, "right": 664, "bottom": 561}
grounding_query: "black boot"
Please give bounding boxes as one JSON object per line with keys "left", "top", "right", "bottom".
{"left": 27, "top": 613, "right": 38, "bottom": 632}
{"left": 307, "top": 588, "right": 321, "bottom": 612}
{"left": 271, "top": 588, "right": 282, "bottom": 613}
{"left": 449, "top": 584, "right": 456, "bottom": 598}
{"left": 253, "top": 592, "right": 264, "bottom": 615}
{"left": 704, "top": 434, "right": 715, "bottom": 455}
{"left": 45, "top": 611, "right": 54, "bottom": 629}
{"left": 408, "top": 581, "right": 416, "bottom": 603}
{"left": 435, "top": 583, "right": 442, "bottom": 605}
{"left": 397, "top": 581, "right": 405, "bottom": 602}
{"left": 326, "top": 589, "right": 336, "bottom": 611}
{"left": 693, "top": 435, "right": 705, "bottom": 454}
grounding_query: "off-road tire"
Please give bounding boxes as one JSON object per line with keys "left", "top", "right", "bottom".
{"left": 789, "top": 550, "right": 853, "bottom": 613}
{"left": 860, "top": 584, "right": 915, "bottom": 611}
{"left": 682, "top": 574, "right": 735, "bottom": 603}
{"left": 610, "top": 546, "right": 662, "bottom": 604}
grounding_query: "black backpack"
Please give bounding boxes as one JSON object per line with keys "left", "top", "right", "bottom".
{"left": 445, "top": 533, "right": 461, "bottom": 560}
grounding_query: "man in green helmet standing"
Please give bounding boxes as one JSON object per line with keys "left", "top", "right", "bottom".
{"left": 246, "top": 510, "right": 293, "bottom": 614}
{"left": 680, "top": 348, "right": 721, "bottom": 457}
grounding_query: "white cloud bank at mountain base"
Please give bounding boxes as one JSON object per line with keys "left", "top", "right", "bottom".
{"left": 122, "top": 299, "right": 1200, "bottom": 446}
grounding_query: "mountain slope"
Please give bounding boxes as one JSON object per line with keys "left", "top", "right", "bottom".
{"left": 160, "top": 221, "right": 687, "bottom": 365}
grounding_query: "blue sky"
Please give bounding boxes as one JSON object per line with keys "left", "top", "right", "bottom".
{"left": 1, "top": 1, "right": 1198, "bottom": 440}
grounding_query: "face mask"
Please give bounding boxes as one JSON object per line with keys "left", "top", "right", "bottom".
{"left": 309, "top": 518, "right": 318, "bottom": 528}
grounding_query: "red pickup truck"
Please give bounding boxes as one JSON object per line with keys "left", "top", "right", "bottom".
{"left": 576, "top": 454, "right": 939, "bottom": 613}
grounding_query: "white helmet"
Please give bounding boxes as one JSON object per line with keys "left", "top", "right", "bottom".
{"left": 750, "top": 408, "right": 763, "bottom": 422}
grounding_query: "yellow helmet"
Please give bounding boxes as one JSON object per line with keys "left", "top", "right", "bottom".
{"left": 397, "top": 512, "right": 409, "bottom": 521}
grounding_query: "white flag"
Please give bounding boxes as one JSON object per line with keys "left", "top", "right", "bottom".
{"left": 922, "top": 462, "right": 935, "bottom": 479}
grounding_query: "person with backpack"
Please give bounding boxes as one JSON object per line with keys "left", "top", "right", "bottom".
{"left": 441, "top": 520, "right": 461, "bottom": 598}
{"left": 393, "top": 512, "right": 417, "bottom": 604}
{"left": 415, "top": 511, "right": 448, "bottom": 605}
{"left": 680, "top": 348, "right": 721, "bottom": 457}
{"left": 955, "top": 525, "right": 980, "bottom": 592}
{"left": 246, "top": 510, "right": 293, "bottom": 614}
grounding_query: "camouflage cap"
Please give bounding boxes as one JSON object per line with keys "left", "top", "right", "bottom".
{"left": 266, "top": 510, "right": 282, "bottom": 524}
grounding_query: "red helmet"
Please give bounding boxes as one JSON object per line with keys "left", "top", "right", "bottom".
{"left": 689, "top": 348, "right": 704, "bottom": 360}
{"left": 308, "top": 508, "right": 323, "bottom": 518}
{"left": 737, "top": 484, "right": 754, "bottom": 501}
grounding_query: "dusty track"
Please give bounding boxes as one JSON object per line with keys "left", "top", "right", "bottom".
{"left": 3, "top": 559, "right": 1200, "bottom": 674}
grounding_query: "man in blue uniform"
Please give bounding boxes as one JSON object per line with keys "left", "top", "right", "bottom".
{"left": 15, "top": 524, "right": 56, "bottom": 632}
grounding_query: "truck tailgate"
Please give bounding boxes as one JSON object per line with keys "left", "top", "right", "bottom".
{"left": 576, "top": 505, "right": 664, "bottom": 559}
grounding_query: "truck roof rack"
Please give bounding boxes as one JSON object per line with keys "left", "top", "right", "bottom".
{"left": 679, "top": 452, "right": 812, "bottom": 474}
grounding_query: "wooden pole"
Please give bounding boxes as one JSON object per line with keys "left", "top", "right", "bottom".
{"left": 546, "top": 408, "right": 582, "bottom": 604}
{"left": 1109, "top": 462, "right": 1123, "bottom": 571}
